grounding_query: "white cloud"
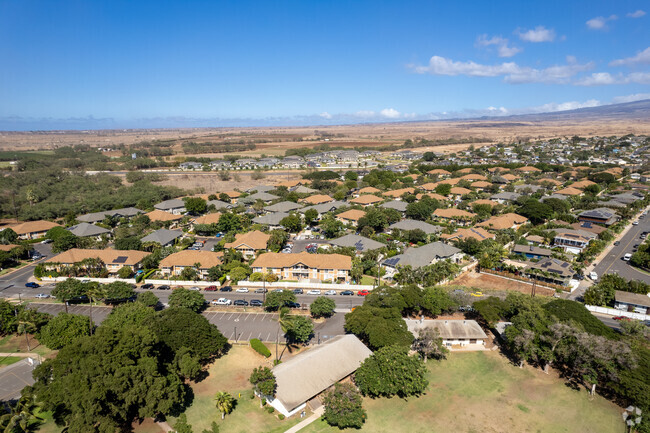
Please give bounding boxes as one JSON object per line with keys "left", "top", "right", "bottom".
{"left": 610, "top": 47, "right": 650, "bottom": 66}
{"left": 380, "top": 108, "right": 401, "bottom": 118}
{"left": 627, "top": 72, "right": 650, "bottom": 84}
{"left": 354, "top": 110, "right": 376, "bottom": 118}
{"left": 319, "top": 112, "right": 332, "bottom": 119}
{"left": 412, "top": 55, "right": 593, "bottom": 84}
{"left": 487, "top": 106, "right": 508, "bottom": 114}
{"left": 612, "top": 93, "right": 650, "bottom": 103}
{"left": 575, "top": 72, "right": 618, "bottom": 86}
{"left": 627, "top": 10, "right": 646, "bottom": 18}
{"left": 476, "top": 34, "right": 521, "bottom": 57}
{"left": 586, "top": 15, "right": 618, "bottom": 30}
{"left": 516, "top": 26, "right": 556, "bottom": 42}
{"left": 530, "top": 99, "right": 601, "bottom": 112}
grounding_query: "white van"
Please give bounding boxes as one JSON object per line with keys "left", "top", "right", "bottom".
{"left": 623, "top": 253, "right": 633, "bottom": 261}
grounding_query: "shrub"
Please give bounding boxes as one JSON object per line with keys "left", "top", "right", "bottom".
{"left": 278, "top": 414, "right": 285, "bottom": 420}
{"left": 265, "top": 406, "right": 274, "bottom": 414}
{"left": 250, "top": 338, "right": 271, "bottom": 357}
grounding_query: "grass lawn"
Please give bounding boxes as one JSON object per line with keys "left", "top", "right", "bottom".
{"left": 302, "top": 351, "right": 622, "bottom": 433}
{"left": 0, "top": 356, "right": 22, "bottom": 367}
{"left": 360, "top": 276, "right": 375, "bottom": 285}
{"left": 0, "top": 335, "right": 55, "bottom": 359}
{"left": 142, "top": 346, "right": 304, "bottom": 433}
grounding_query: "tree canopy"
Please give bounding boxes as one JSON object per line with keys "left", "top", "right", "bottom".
{"left": 354, "top": 345, "right": 428, "bottom": 397}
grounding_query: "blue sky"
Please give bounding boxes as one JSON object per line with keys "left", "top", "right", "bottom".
{"left": 0, "top": 0, "right": 649, "bottom": 130}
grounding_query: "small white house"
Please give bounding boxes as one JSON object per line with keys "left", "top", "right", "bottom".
{"left": 405, "top": 319, "right": 488, "bottom": 349}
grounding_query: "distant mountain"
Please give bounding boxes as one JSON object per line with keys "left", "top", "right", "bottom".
{"left": 505, "top": 99, "right": 650, "bottom": 122}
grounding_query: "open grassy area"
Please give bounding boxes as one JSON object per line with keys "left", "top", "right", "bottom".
{"left": 0, "top": 335, "right": 55, "bottom": 359}
{"left": 360, "top": 276, "right": 375, "bottom": 285}
{"left": 0, "top": 355, "right": 22, "bottom": 367}
{"left": 302, "top": 351, "right": 622, "bottom": 433}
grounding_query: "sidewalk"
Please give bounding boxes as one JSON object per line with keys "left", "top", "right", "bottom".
{"left": 284, "top": 407, "right": 325, "bottom": 433}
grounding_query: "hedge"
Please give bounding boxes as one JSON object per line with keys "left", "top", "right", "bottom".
{"left": 250, "top": 338, "right": 271, "bottom": 357}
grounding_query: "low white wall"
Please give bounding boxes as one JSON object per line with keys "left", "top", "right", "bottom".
{"left": 145, "top": 279, "right": 218, "bottom": 286}
{"left": 586, "top": 305, "right": 649, "bottom": 321}
{"left": 237, "top": 281, "right": 374, "bottom": 290}
{"left": 41, "top": 277, "right": 136, "bottom": 284}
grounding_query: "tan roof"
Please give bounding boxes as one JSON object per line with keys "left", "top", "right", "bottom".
{"left": 192, "top": 213, "right": 221, "bottom": 225}
{"left": 517, "top": 166, "right": 541, "bottom": 172}
{"left": 159, "top": 250, "right": 224, "bottom": 269}
{"left": 461, "top": 174, "right": 487, "bottom": 181}
{"left": 428, "top": 169, "right": 451, "bottom": 176}
{"left": 349, "top": 195, "right": 383, "bottom": 205}
{"left": 416, "top": 193, "right": 447, "bottom": 201}
{"left": 570, "top": 180, "right": 596, "bottom": 189}
{"left": 456, "top": 168, "right": 473, "bottom": 174}
{"left": 46, "top": 248, "right": 150, "bottom": 266}
{"left": 0, "top": 244, "right": 21, "bottom": 252}
{"left": 272, "top": 335, "right": 372, "bottom": 412}
{"left": 537, "top": 178, "right": 562, "bottom": 186}
{"left": 301, "top": 194, "right": 333, "bottom": 205}
{"left": 277, "top": 180, "right": 304, "bottom": 188}
{"left": 223, "top": 190, "right": 241, "bottom": 198}
{"left": 9, "top": 220, "right": 60, "bottom": 235}
{"left": 253, "top": 252, "right": 352, "bottom": 270}
{"left": 337, "top": 209, "right": 366, "bottom": 222}
{"left": 476, "top": 213, "right": 528, "bottom": 230}
{"left": 471, "top": 181, "right": 492, "bottom": 188}
{"left": 358, "top": 186, "right": 381, "bottom": 194}
{"left": 472, "top": 199, "right": 499, "bottom": 207}
{"left": 488, "top": 167, "right": 506, "bottom": 173}
{"left": 438, "top": 178, "right": 461, "bottom": 185}
{"left": 406, "top": 319, "right": 488, "bottom": 340}
{"left": 224, "top": 230, "right": 270, "bottom": 251}
{"left": 441, "top": 227, "right": 495, "bottom": 242}
{"left": 450, "top": 187, "right": 471, "bottom": 195}
{"left": 420, "top": 182, "right": 438, "bottom": 191}
{"left": 501, "top": 173, "right": 519, "bottom": 181}
{"left": 383, "top": 187, "right": 416, "bottom": 198}
{"left": 434, "top": 208, "right": 476, "bottom": 219}
{"left": 145, "top": 210, "right": 183, "bottom": 222}
{"left": 555, "top": 187, "right": 582, "bottom": 196}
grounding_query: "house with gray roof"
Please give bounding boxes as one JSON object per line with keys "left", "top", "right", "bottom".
{"left": 524, "top": 258, "right": 574, "bottom": 286}
{"left": 405, "top": 319, "right": 488, "bottom": 348}
{"left": 578, "top": 207, "right": 619, "bottom": 226}
{"left": 381, "top": 200, "right": 408, "bottom": 213}
{"left": 264, "top": 201, "right": 304, "bottom": 213}
{"left": 66, "top": 223, "right": 111, "bottom": 239}
{"left": 512, "top": 244, "right": 553, "bottom": 259}
{"left": 207, "top": 199, "right": 233, "bottom": 210}
{"left": 154, "top": 198, "right": 186, "bottom": 215}
{"left": 614, "top": 290, "right": 650, "bottom": 315}
{"left": 77, "top": 207, "right": 142, "bottom": 223}
{"left": 298, "top": 201, "right": 347, "bottom": 218}
{"left": 328, "top": 234, "right": 385, "bottom": 254}
{"left": 246, "top": 185, "right": 276, "bottom": 193}
{"left": 382, "top": 242, "right": 462, "bottom": 278}
{"left": 140, "top": 229, "right": 184, "bottom": 247}
{"left": 388, "top": 219, "right": 442, "bottom": 234}
{"left": 490, "top": 192, "right": 521, "bottom": 204}
{"left": 292, "top": 185, "right": 317, "bottom": 194}
{"left": 252, "top": 212, "right": 290, "bottom": 229}
{"left": 238, "top": 191, "right": 279, "bottom": 205}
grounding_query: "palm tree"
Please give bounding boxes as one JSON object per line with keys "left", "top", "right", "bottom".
{"left": 86, "top": 285, "right": 106, "bottom": 336}
{"left": 0, "top": 392, "right": 42, "bottom": 432}
{"left": 214, "top": 391, "right": 235, "bottom": 420}
{"left": 16, "top": 320, "right": 36, "bottom": 352}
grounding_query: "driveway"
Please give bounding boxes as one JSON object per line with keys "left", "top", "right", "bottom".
{"left": 203, "top": 311, "right": 282, "bottom": 342}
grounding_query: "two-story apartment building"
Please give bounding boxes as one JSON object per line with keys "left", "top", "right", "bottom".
{"left": 224, "top": 230, "right": 270, "bottom": 259}
{"left": 251, "top": 252, "right": 352, "bottom": 283}
{"left": 44, "top": 248, "right": 150, "bottom": 275}
{"left": 159, "top": 250, "right": 224, "bottom": 279}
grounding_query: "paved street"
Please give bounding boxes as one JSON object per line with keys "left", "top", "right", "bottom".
{"left": 591, "top": 213, "right": 650, "bottom": 284}
{"left": 0, "top": 358, "right": 40, "bottom": 401}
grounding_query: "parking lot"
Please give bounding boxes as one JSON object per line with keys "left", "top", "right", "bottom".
{"left": 28, "top": 303, "right": 113, "bottom": 324}
{"left": 203, "top": 311, "right": 281, "bottom": 342}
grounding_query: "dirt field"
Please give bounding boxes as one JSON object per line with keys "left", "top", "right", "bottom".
{"left": 453, "top": 271, "right": 556, "bottom": 297}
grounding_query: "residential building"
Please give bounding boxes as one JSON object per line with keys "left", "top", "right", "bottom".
{"left": 388, "top": 219, "right": 442, "bottom": 234}
{"left": 301, "top": 194, "right": 334, "bottom": 205}
{"left": 512, "top": 244, "right": 553, "bottom": 259}
{"left": 268, "top": 335, "right": 372, "bottom": 417}
{"left": 252, "top": 252, "right": 352, "bottom": 282}
{"left": 336, "top": 209, "right": 366, "bottom": 225}
{"left": 577, "top": 208, "right": 619, "bottom": 226}
{"left": 476, "top": 213, "right": 528, "bottom": 231}
{"left": 159, "top": 250, "right": 224, "bottom": 279}
{"left": 490, "top": 192, "right": 521, "bottom": 204}
{"left": 224, "top": 230, "right": 270, "bottom": 258}
{"left": 207, "top": 199, "right": 233, "bottom": 210}
{"left": 252, "top": 212, "right": 290, "bottom": 230}
{"left": 145, "top": 210, "right": 184, "bottom": 223}
{"left": 380, "top": 200, "right": 408, "bottom": 213}
{"left": 553, "top": 229, "right": 597, "bottom": 254}
{"left": 192, "top": 213, "right": 221, "bottom": 226}
{"left": 154, "top": 198, "right": 186, "bottom": 215}
{"left": 433, "top": 208, "right": 476, "bottom": 224}
{"left": 44, "top": 248, "right": 150, "bottom": 275}
{"left": 66, "top": 223, "right": 111, "bottom": 240}
{"left": 349, "top": 195, "right": 383, "bottom": 206}
{"left": 141, "top": 229, "right": 184, "bottom": 247}
{"left": 77, "top": 207, "right": 142, "bottom": 223}
{"left": 571, "top": 221, "right": 606, "bottom": 235}
{"left": 555, "top": 187, "right": 582, "bottom": 196}
{"left": 381, "top": 242, "right": 463, "bottom": 278}
{"left": 524, "top": 258, "right": 574, "bottom": 286}
{"left": 383, "top": 187, "right": 416, "bottom": 199}
{"left": 298, "top": 201, "right": 347, "bottom": 219}
{"left": 264, "top": 201, "right": 304, "bottom": 213}
{"left": 328, "top": 234, "right": 384, "bottom": 254}
{"left": 614, "top": 291, "right": 650, "bottom": 314}
{"left": 441, "top": 227, "right": 495, "bottom": 242}
{"left": 6, "top": 220, "right": 60, "bottom": 240}
{"left": 238, "top": 192, "right": 278, "bottom": 205}
{"left": 405, "top": 319, "right": 488, "bottom": 348}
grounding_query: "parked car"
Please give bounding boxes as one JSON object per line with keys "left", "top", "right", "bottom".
{"left": 613, "top": 241, "right": 620, "bottom": 246}
{"left": 307, "top": 289, "right": 321, "bottom": 295}
{"left": 357, "top": 290, "right": 370, "bottom": 296}
{"left": 292, "top": 289, "right": 304, "bottom": 294}
{"left": 250, "top": 299, "right": 263, "bottom": 307}
{"left": 68, "top": 295, "right": 90, "bottom": 304}
{"left": 633, "top": 221, "right": 639, "bottom": 225}
{"left": 254, "top": 288, "right": 267, "bottom": 293}
{"left": 235, "top": 288, "right": 249, "bottom": 293}
{"left": 205, "top": 285, "right": 218, "bottom": 291}
{"left": 613, "top": 316, "right": 631, "bottom": 321}
{"left": 189, "top": 286, "right": 202, "bottom": 291}
{"left": 623, "top": 253, "right": 633, "bottom": 261}
{"left": 40, "top": 239, "right": 52, "bottom": 244}
{"left": 35, "top": 293, "right": 50, "bottom": 299}
{"left": 157, "top": 285, "right": 171, "bottom": 290}
{"left": 287, "top": 301, "right": 301, "bottom": 308}
{"left": 324, "top": 290, "right": 337, "bottom": 296}
{"left": 141, "top": 283, "right": 154, "bottom": 290}
{"left": 470, "top": 291, "right": 483, "bottom": 297}
{"left": 233, "top": 300, "right": 249, "bottom": 306}
{"left": 272, "top": 288, "right": 284, "bottom": 292}
{"left": 212, "top": 298, "right": 232, "bottom": 305}
{"left": 340, "top": 290, "right": 354, "bottom": 296}
{"left": 25, "top": 282, "right": 40, "bottom": 288}
{"left": 589, "top": 271, "right": 598, "bottom": 281}
{"left": 220, "top": 286, "right": 233, "bottom": 292}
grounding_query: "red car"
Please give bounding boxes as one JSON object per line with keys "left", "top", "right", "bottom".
{"left": 357, "top": 290, "right": 370, "bottom": 296}
{"left": 204, "top": 285, "right": 218, "bottom": 291}
{"left": 613, "top": 316, "right": 631, "bottom": 321}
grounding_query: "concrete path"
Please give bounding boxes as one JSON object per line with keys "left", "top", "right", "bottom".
{"left": 156, "top": 421, "right": 173, "bottom": 432}
{"left": 284, "top": 407, "right": 325, "bottom": 433}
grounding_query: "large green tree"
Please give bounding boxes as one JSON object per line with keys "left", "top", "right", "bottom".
{"left": 322, "top": 383, "right": 366, "bottom": 429}
{"left": 39, "top": 313, "right": 91, "bottom": 350}
{"left": 249, "top": 366, "right": 276, "bottom": 405}
{"left": 168, "top": 288, "right": 206, "bottom": 312}
{"left": 344, "top": 306, "right": 413, "bottom": 350}
{"left": 309, "top": 296, "right": 336, "bottom": 318}
{"left": 354, "top": 345, "right": 428, "bottom": 397}
{"left": 263, "top": 290, "right": 296, "bottom": 311}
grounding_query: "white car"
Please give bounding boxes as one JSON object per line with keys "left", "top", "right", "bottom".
{"left": 235, "top": 288, "right": 249, "bottom": 293}
{"left": 189, "top": 286, "right": 201, "bottom": 291}
{"left": 324, "top": 290, "right": 337, "bottom": 296}
{"left": 212, "top": 298, "right": 232, "bottom": 305}
{"left": 623, "top": 253, "right": 633, "bottom": 261}
{"left": 633, "top": 221, "right": 640, "bottom": 225}
{"left": 589, "top": 271, "right": 598, "bottom": 281}
{"left": 35, "top": 293, "right": 50, "bottom": 299}
{"left": 306, "top": 289, "right": 321, "bottom": 295}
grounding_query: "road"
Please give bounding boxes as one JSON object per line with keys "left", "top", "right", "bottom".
{"left": 591, "top": 214, "right": 650, "bottom": 284}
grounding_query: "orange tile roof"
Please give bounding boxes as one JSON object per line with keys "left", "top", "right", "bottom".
{"left": 441, "top": 227, "right": 495, "bottom": 242}
{"left": 501, "top": 174, "right": 519, "bottom": 181}
{"left": 358, "top": 187, "right": 382, "bottom": 194}
{"left": 471, "top": 181, "right": 492, "bottom": 188}
{"left": 555, "top": 187, "right": 582, "bottom": 196}
{"left": 252, "top": 252, "right": 352, "bottom": 270}
{"left": 337, "top": 209, "right": 366, "bottom": 222}
{"left": 301, "top": 194, "right": 334, "bottom": 205}
{"left": 476, "top": 213, "right": 528, "bottom": 230}
{"left": 455, "top": 168, "right": 473, "bottom": 174}
{"left": 416, "top": 193, "right": 447, "bottom": 201}
{"left": 428, "top": 169, "right": 451, "bottom": 175}
{"left": 434, "top": 208, "right": 476, "bottom": 219}
{"left": 537, "top": 178, "right": 561, "bottom": 186}
{"left": 0, "top": 244, "right": 21, "bottom": 251}
{"left": 9, "top": 220, "right": 60, "bottom": 235}
{"left": 420, "top": 182, "right": 438, "bottom": 191}
{"left": 472, "top": 199, "right": 499, "bottom": 207}
{"left": 517, "top": 166, "right": 541, "bottom": 172}
{"left": 160, "top": 250, "right": 224, "bottom": 269}
{"left": 570, "top": 180, "right": 596, "bottom": 189}
{"left": 383, "top": 187, "right": 416, "bottom": 198}
{"left": 438, "top": 178, "right": 461, "bottom": 185}
{"left": 223, "top": 190, "right": 241, "bottom": 198}
{"left": 349, "top": 195, "right": 383, "bottom": 205}
{"left": 192, "top": 213, "right": 221, "bottom": 225}
{"left": 460, "top": 174, "right": 488, "bottom": 181}
{"left": 224, "top": 230, "right": 270, "bottom": 251}
{"left": 146, "top": 210, "right": 183, "bottom": 222}
{"left": 450, "top": 187, "right": 472, "bottom": 195}
{"left": 46, "top": 248, "right": 150, "bottom": 266}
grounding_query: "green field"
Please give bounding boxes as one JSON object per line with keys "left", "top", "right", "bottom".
{"left": 302, "top": 351, "right": 622, "bottom": 433}
{"left": 0, "top": 356, "right": 22, "bottom": 367}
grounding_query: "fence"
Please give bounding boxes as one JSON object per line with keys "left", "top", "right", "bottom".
{"left": 481, "top": 269, "right": 565, "bottom": 291}
{"left": 236, "top": 281, "right": 375, "bottom": 291}
{"left": 41, "top": 276, "right": 136, "bottom": 284}
{"left": 586, "top": 305, "right": 649, "bottom": 321}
